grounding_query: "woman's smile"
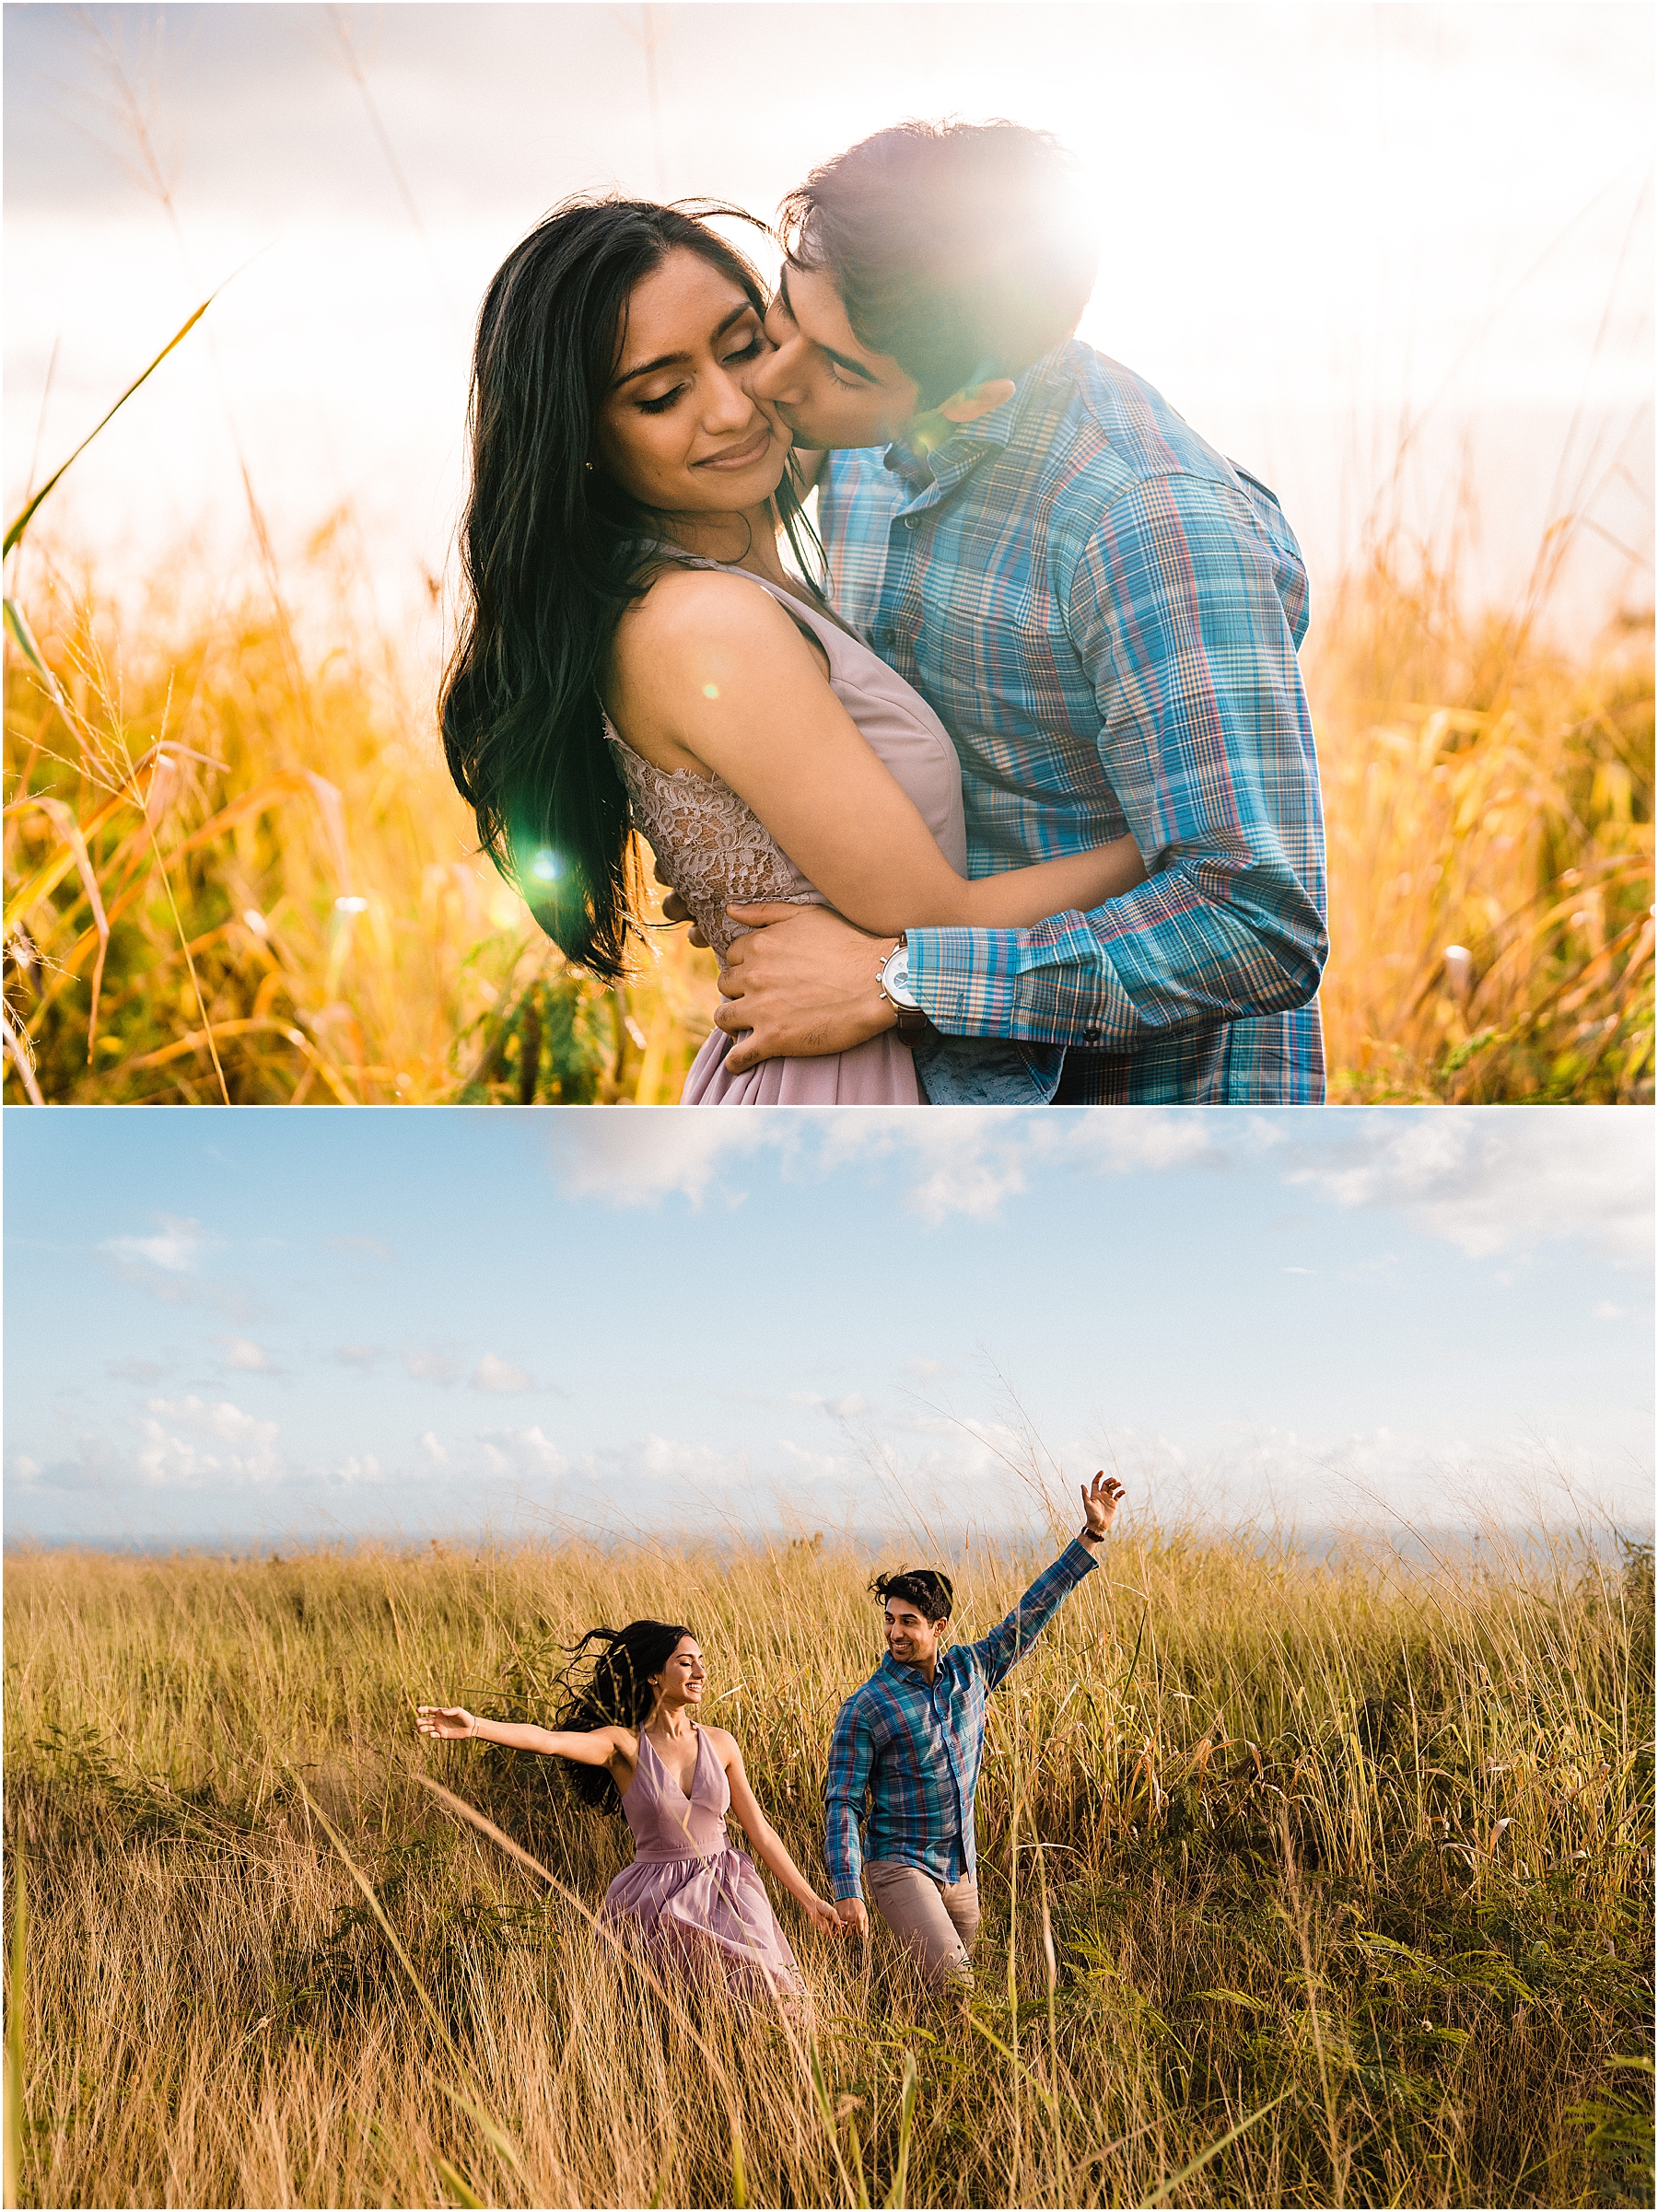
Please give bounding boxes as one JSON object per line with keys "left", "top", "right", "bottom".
{"left": 695, "top": 425, "right": 774, "bottom": 472}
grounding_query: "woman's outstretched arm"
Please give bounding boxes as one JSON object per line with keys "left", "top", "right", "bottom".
{"left": 415, "top": 1706, "right": 625, "bottom": 1765}
{"left": 607, "top": 571, "right": 1148, "bottom": 936}
{"left": 712, "top": 1728, "right": 842, "bottom": 1934}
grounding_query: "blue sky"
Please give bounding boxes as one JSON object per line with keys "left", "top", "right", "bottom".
{"left": 6, "top": 1106, "right": 1652, "bottom": 1549}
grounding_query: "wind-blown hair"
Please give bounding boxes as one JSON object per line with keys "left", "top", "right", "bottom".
{"left": 440, "top": 196, "right": 822, "bottom": 977}
{"left": 778, "top": 121, "right": 1099, "bottom": 411}
{"left": 871, "top": 1566, "right": 954, "bottom": 1623}
{"left": 553, "top": 1618, "right": 694, "bottom": 1810}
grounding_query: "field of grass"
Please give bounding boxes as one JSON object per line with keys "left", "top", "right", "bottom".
{"left": 5, "top": 1519, "right": 1652, "bottom": 2208}
{"left": 5, "top": 517, "right": 1651, "bottom": 1105}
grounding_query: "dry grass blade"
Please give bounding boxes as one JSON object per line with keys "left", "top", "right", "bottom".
{"left": 410, "top": 1772, "right": 755, "bottom": 2099}
{"left": 3, "top": 1848, "right": 25, "bottom": 2212}
{"left": 293, "top": 1773, "right": 531, "bottom": 2193}
{"left": 1139, "top": 2087, "right": 1292, "bottom": 2207}
{"left": 31, "top": 797, "right": 108, "bottom": 1057}
{"left": 4, "top": 1493, "right": 1652, "bottom": 2207}
{"left": 6, "top": 496, "right": 1649, "bottom": 1102}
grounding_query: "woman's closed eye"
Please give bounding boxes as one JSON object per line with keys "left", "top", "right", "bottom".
{"left": 636, "top": 333, "right": 765, "bottom": 414}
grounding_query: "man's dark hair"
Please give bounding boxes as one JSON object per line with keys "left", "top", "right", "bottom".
{"left": 777, "top": 120, "right": 1099, "bottom": 410}
{"left": 871, "top": 1567, "right": 954, "bottom": 1622}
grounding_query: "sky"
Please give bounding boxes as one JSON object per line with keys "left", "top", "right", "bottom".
{"left": 6, "top": 1104, "right": 1652, "bottom": 1550}
{"left": 3, "top": 2, "right": 1652, "bottom": 648}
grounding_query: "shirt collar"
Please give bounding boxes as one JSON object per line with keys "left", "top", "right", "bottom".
{"left": 880, "top": 341, "right": 1071, "bottom": 491}
{"left": 881, "top": 1651, "right": 942, "bottom": 1689}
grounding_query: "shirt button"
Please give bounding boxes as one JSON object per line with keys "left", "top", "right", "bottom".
{"left": 1083, "top": 1030, "right": 1102, "bottom": 1044}
{"left": 880, "top": 628, "right": 898, "bottom": 646}
{"left": 905, "top": 516, "right": 919, "bottom": 530}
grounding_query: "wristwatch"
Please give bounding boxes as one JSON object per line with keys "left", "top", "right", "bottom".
{"left": 878, "top": 936, "right": 931, "bottom": 1037}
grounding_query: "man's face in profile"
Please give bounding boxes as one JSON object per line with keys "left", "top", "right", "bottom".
{"left": 750, "top": 262, "right": 921, "bottom": 452}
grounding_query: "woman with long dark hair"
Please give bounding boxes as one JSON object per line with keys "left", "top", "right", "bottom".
{"left": 416, "top": 1621, "right": 835, "bottom": 2008}
{"left": 439, "top": 195, "right": 1147, "bottom": 1102}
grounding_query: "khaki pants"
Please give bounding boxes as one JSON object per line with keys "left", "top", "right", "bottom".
{"left": 865, "top": 1859, "right": 980, "bottom": 1989}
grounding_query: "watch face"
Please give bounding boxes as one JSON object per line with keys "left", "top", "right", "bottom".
{"left": 883, "top": 946, "right": 919, "bottom": 1009}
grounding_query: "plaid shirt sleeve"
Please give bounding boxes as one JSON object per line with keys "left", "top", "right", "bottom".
{"left": 823, "top": 1691, "right": 878, "bottom": 1901}
{"left": 968, "top": 1538, "right": 1099, "bottom": 1692}
{"left": 905, "top": 472, "right": 1327, "bottom": 1051}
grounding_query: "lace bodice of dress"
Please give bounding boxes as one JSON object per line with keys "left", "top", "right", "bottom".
{"left": 604, "top": 718, "right": 828, "bottom": 964}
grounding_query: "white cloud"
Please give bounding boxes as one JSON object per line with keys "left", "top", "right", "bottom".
{"left": 481, "top": 1425, "right": 566, "bottom": 1478}
{"left": 552, "top": 1114, "right": 789, "bottom": 1208}
{"left": 326, "top": 1235, "right": 395, "bottom": 1263}
{"left": 1283, "top": 1112, "right": 1653, "bottom": 1262}
{"left": 405, "top": 1348, "right": 460, "bottom": 1384}
{"left": 421, "top": 1431, "right": 450, "bottom": 1464}
{"left": 789, "top": 1391, "right": 870, "bottom": 1419}
{"left": 332, "top": 1454, "right": 383, "bottom": 1484}
{"left": 103, "top": 1214, "right": 207, "bottom": 1275}
{"left": 8, "top": 1457, "right": 41, "bottom": 1484}
{"left": 335, "top": 1344, "right": 381, "bottom": 1368}
{"left": 106, "top": 1356, "right": 166, "bottom": 1383}
{"left": 216, "top": 1335, "right": 274, "bottom": 1372}
{"left": 550, "top": 1110, "right": 1652, "bottom": 1258}
{"left": 133, "top": 1395, "right": 281, "bottom": 1489}
{"left": 552, "top": 1107, "right": 1223, "bottom": 1225}
{"left": 471, "top": 1352, "right": 532, "bottom": 1394}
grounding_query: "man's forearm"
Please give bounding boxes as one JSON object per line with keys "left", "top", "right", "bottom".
{"left": 824, "top": 1799, "right": 864, "bottom": 1900}
{"left": 905, "top": 863, "right": 1326, "bottom": 1052}
{"left": 975, "top": 1536, "right": 1100, "bottom": 1688}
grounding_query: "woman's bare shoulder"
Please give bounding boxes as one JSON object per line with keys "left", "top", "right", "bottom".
{"left": 612, "top": 565, "right": 805, "bottom": 670}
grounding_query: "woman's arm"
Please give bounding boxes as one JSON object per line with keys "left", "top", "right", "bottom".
{"left": 712, "top": 1729, "right": 842, "bottom": 1934}
{"left": 415, "top": 1706, "right": 628, "bottom": 1767}
{"left": 607, "top": 573, "right": 1147, "bottom": 936}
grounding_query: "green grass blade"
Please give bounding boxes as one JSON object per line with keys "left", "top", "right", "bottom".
{"left": 730, "top": 2125, "right": 748, "bottom": 2209}
{"left": 5, "top": 293, "right": 218, "bottom": 558}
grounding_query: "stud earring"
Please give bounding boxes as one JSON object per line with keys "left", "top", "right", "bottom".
{"left": 584, "top": 460, "right": 594, "bottom": 472}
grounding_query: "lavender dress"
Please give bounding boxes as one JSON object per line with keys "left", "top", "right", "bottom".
{"left": 601, "top": 1727, "right": 805, "bottom": 2007}
{"left": 603, "top": 563, "right": 968, "bottom": 1104}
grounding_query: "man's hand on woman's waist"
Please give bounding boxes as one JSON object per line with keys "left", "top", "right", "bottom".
{"left": 715, "top": 902, "right": 899, "bottom": 1072}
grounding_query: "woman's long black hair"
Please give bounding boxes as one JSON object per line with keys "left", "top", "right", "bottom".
{"left": 553, "top": 1618, "right": 694, "bottom": 1810}
{"left": 440, "top": 196, "right": 823, "bottom": 978}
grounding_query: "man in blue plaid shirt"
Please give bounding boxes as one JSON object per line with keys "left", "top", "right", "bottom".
{"left": 825, "top": 1473, "right": 1122, "bottom": 1989}
{"left": 710, "top": 120, "right": 1327, "bottom": 1103}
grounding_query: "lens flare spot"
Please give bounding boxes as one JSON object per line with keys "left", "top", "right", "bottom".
{"left": 334, "top": 895, "right": 368, "bottom": 914}
{"left": 701, "top": 682, "right": 719, "bottom": 700}
{"left": 531, "top": 850, "right": 561, "bottom": 883}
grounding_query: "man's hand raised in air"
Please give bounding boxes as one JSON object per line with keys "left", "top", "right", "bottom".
{"left": 1079, "top": 1472, "right": 1126, "bottom": 1549}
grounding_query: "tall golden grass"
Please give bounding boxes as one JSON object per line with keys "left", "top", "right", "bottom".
{"left": 4, "top": 410, "right": 1652, "bottom": 1102}
{"left": 5, "top": 1518, "right": 1652, "bottom": 2208}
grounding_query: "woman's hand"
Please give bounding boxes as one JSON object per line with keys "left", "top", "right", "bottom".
{"left": 802, "top": 1894, "right": 846, "bottom": 1936}
{"left": 416, "top": 1706, "right": 476, "bottom": 1740}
